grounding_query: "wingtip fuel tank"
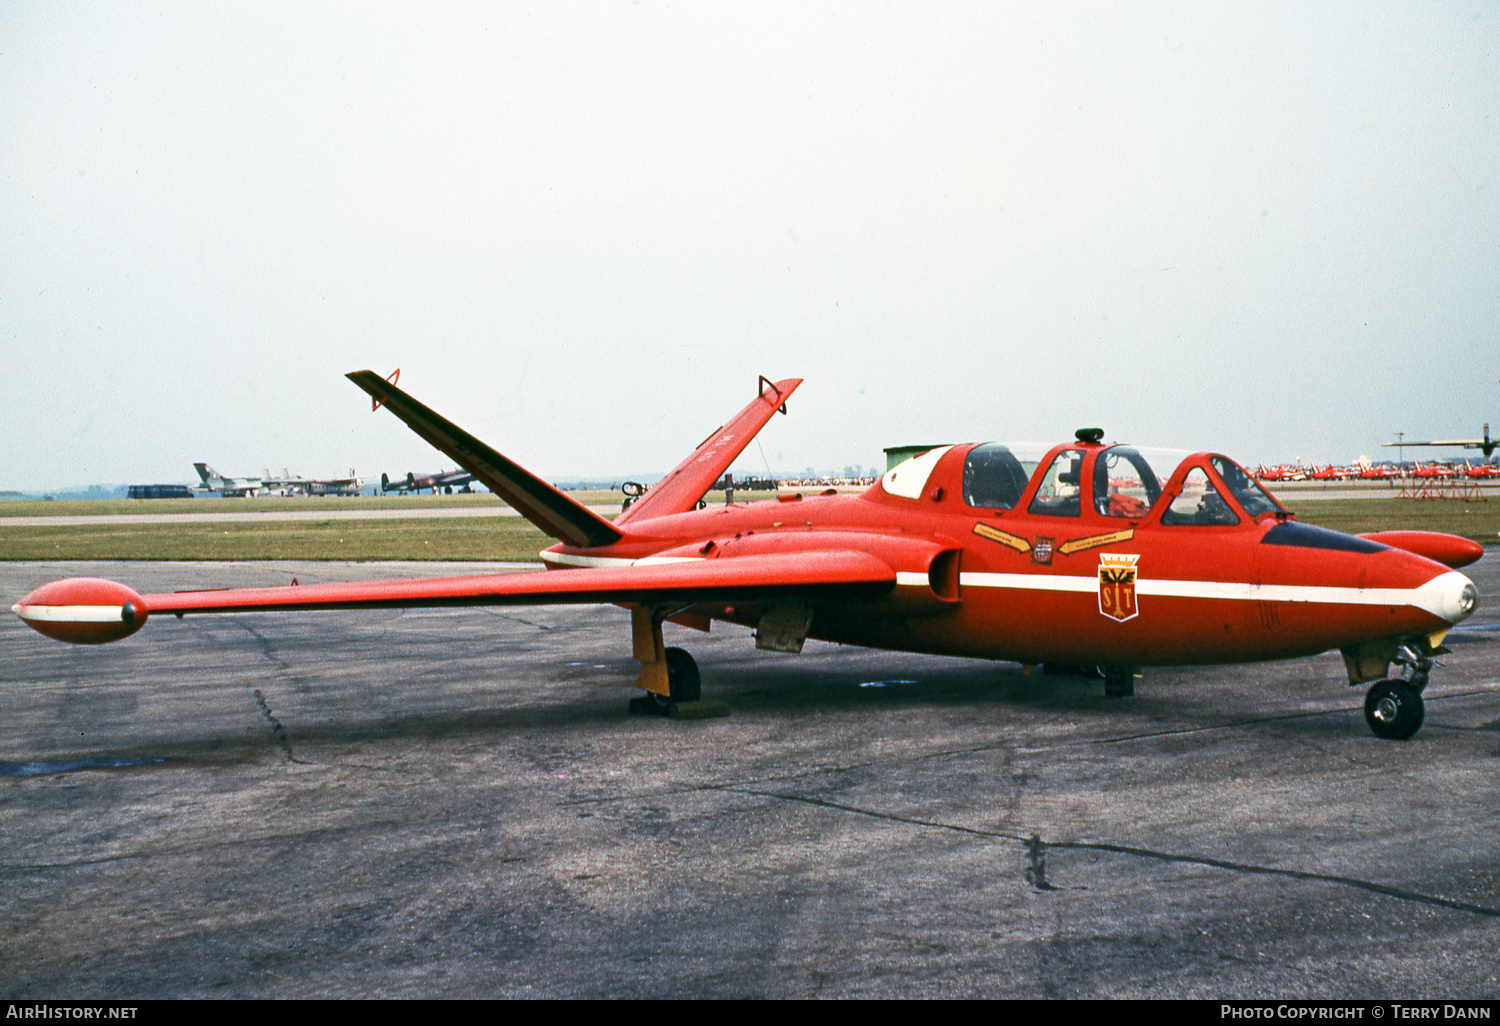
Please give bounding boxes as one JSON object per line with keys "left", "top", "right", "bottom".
{"left": 13, "top": 578, "right": 148, "bottom": 644}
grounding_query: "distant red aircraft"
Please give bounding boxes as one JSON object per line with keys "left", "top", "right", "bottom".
{"left": 14, "top": 372, "right": 1482, "bottom": 740}
{"left": 1254, "top": 464, "right": 1306, "bottom": 482}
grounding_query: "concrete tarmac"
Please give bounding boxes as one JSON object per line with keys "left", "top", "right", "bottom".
{"left": 2, "top": 557, "right": 1498, "bottom": 999}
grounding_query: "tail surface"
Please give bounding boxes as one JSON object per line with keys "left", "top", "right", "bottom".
{"left": 347, "top": 370, "right": 622, "bottom": 548}
{"left": 615, "top": 376, "right": 802, "bottom": 526}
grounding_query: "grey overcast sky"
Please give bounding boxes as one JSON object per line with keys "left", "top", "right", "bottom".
{"left": 2, "top": 2, "right": 1496, "bottom": 491}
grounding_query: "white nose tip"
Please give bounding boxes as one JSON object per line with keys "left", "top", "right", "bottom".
{"left": 1416, "top": 570, "right": 1479, "bottom": 624}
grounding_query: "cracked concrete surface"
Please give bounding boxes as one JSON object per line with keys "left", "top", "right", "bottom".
{"left": 1, "top": 557, "right": 1497, "bottom": 998}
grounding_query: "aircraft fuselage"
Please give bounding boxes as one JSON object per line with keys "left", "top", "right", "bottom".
{"left": 541, "top": 442, "right": 1475, "bottom": 671}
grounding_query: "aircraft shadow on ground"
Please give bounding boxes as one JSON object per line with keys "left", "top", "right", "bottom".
{"left": 6, "top": 653, "right": 1365, "bottom": 773}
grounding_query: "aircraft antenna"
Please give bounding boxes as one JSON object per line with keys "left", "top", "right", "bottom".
{"left": 757, "top": 439, "right": 775, "bottom": 481}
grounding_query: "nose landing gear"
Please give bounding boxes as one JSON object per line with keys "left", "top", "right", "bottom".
{"left": 1364, "top": 679, "right": 1424, "bottom": 740}
{"left": 1362, "top": 644, "right": 1435, "bottom": 740}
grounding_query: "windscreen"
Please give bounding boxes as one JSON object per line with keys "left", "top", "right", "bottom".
{"left": 1093, "top": 447, "right": 1163, "bottom": 518}
{"left": 1212, "top": 456, "right": 1286, "bottom": 518}
{"left": 962, "top": 444, "right": 1031, "bottom": 509}
{"left": 1161, "top": 467, "right": 1239, "bottom": 525}
{"left": 1028, "top": 449, "right": 1087, "bottom": 517}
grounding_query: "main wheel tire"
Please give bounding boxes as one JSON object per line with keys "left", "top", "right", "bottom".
{"left": 664, "top": 647, "right": 701, "bottom": 703}
{"left": 1364, "top": 679, "right": 1424, "bottom": 740}
{"left": 645, "top": 647, "right": 703, "bottom": 713}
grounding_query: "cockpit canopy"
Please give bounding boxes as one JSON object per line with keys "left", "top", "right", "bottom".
{"left": 961, "top": 443, "right": 1032, "bottom": 510}
{"left": 881, "top": 441, "right": 1286, "bottom": 526}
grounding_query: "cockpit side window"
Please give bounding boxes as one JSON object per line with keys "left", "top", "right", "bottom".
{"left": 1161, "top": 467, "right": 1239, "bottom": 526}
{"left": 963, "top": 443, "right": 1030, "bottom": 510}
{"left": 1028, "top": 448, "right": 1087, "bottom": 517}
{"left": 1211, "top": 456, "right": 1286, "bottom": 518}
{"left": 1093, "top": 447, "right": 1162, "bottom": 519}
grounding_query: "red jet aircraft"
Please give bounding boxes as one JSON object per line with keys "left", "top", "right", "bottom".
{"left": 14, "top": 372, "right": 1484, "bottom": 740}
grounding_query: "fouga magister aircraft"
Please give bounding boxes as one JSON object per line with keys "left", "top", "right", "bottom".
{"left": 14, "top": 372, "right": 1484, "bottom": 740}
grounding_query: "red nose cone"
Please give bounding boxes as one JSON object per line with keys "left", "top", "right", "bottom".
{"left": 12, "top": 578, "right": 148, "bottom": 644}
{"left": 1358, "top": 531, "right": 1485, "bottom": 569}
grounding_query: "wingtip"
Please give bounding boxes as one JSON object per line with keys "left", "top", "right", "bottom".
{"left": 14, "top": 578, "right": 148, "bottom": 644}
{"left": 347, "top": 370, "right": 401, "bottom": 411}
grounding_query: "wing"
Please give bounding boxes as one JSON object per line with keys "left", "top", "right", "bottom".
{"left": 614, "top": 376, "right": 802, "bottom": 526}
{"left": 14, "top": 552, "right": 897, "bottom": 644}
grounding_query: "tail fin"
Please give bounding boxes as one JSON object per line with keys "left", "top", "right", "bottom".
{"left": 193, "top": 463, "right": 214, "bottom": 484}
{"left": 615, "top": 375, "right": 802, "bottom": 525}
{"left": 347, "top": 371, "right": 623, "bottom": 549}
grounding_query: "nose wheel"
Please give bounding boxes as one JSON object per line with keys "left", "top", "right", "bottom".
{"left": 1364, "top": 679, "right": 1424, "bottom": 740}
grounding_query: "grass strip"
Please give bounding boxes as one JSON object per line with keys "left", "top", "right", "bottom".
{"left": 0, "top": 492, "right": 622, "bottom": 517}
{"left": 0, "top": 516, "right": 555, "bottom": 562}
{"left": 1288, "top": 498, "right": 1500, "bottom": 545}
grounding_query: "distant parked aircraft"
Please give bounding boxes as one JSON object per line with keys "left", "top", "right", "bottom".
{"left": 192, "top": 463, "right": 263, "bottom": 497}
{"left": 263, "top": 469, "right": 365, "bottom": 496}
{"left": 380, "top": 469, "right": 475, "bottom": 494}
{"left": 193, "top": 464, "right": 364, "bottom": 497}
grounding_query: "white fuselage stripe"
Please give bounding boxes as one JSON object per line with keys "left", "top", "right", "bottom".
{"left": 958, "top": 571, "right": 1465, "bottom": 618}
{"left": 542, "top": 551, "right": 709, "bottom": 569}
{"left": 965, "top": 571, "right": 1418, "bottom": 602}
{"left": 546, "top": 553, "right": 934, "bottom": 589}
{"left": 541, "top": 551, "right": 640, "bottom": 568}
{"left": 533, "top": 556, "right": 1465, "bottom": 620}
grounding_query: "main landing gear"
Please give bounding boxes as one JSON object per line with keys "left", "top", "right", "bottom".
{"left": 627, "top": 606, "right": 723, "bottom": 718}
{"left": 641, "top": 647, "right": 701, "bottom": 710}
{"left": 1362, "top": 644, "right": 1434, "bottom": 741}
{"left": 627, "top": 646, "right": 717, "bottom": 717}
{"left": 1040, "top": 663, "right": 1138, "bottom": 698}
{"left": 1102, "top": 666, "right": 1137, "bottom": 699}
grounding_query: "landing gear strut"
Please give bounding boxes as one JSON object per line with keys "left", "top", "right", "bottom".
{"left": 1392, "top": 643, "right": 1435, "bottom": 691}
